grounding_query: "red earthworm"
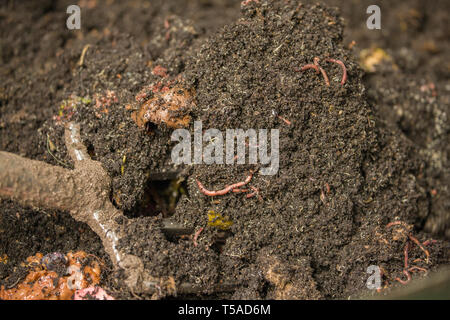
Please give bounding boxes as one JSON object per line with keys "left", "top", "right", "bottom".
{"left": 314, "top": 57, "right": 330, "bottom": 86}
{"left": 386, "top": 220, "right": 432, "bottom": 285}
{"left": 193, "top": 227, "right": 204, "bottom": 247}
{"left": 326, "top": 58, "right": 347, "bottom": 85}
{"left": 231, "top": 188, "right": 250, "bottom": 193}
{"left": 396, "top": 239, "right": 412, "bottom": 284}
{"left": 408, "top": 266, "right": 428, "bottom": 274}
{"left": 403, "top": 242, "right": 410, "bottom": 269}
{"left": 277, "top": 115, "right": 292, "bottom": 126}
{"left": 408, "top": 234, "right": 430, "bottom": 264}
{"left": 196, "top": 171, "right": 254, "bottom": 197}
{"left": 386, "top": 221, "right": 430, "bottom": 264}
{"left": 299, "top": 64, "right": 319, "bottom": 74}
{"left": 196, "top": 179, "right": 232, "bottom": 196}
{"left": 246, "top": 186, "right": 260, "bottom": 199}
{"left": 395, "top": 245, "right": 429, "bottom": 283}
{"left": 297, "top": 57, "right": 329, "bottom": 86}
{"left": 422, "top": 239, "right": 437, "bottom": 246}
{"left": 299, "top": 57, "right": 348, "bottom": 86}
{"left": 386, "top": 221, "right": 409, "bottom": 229}
{"left": 230, "top": 186, "right": 262, "bottom": 201}
{"left": 395, "top": 269, "right": 411, "bottom": 285}
{"left": 318, "top": 67, "right": 330, "bottom": 86}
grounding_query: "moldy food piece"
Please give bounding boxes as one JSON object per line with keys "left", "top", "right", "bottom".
{"left": 132, "top": 84, "right": 195, "bottom": 130}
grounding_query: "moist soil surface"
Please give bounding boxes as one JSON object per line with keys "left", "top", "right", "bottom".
{"left": 1, "top": 0, "right": 449, "bottom": 299}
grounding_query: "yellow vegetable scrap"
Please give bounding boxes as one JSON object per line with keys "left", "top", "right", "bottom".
{"left": 207, "top": 210, "right": 233, "bottom": 230}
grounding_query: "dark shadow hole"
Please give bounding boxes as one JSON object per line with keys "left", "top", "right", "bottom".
{"left": 124, "top": 176, "right": 187, "bottom": 219}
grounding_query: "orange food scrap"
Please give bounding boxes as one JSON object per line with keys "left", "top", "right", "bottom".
{"left": 132, "top": 85, "right": 195, "bottom": 129}
{"left": 0, "top": 251, "right": 102, "bottom": 300}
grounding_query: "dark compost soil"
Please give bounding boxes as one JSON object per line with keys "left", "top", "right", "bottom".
{"left": 1, "top": 0, "right": 449, "bottom": 299}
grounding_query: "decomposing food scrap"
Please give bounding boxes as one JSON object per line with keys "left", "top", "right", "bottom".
{"left": 132, "top": 82, "right": 195, "bottom": 130}
{"left": 0, "top": 251, "right": 109, "bottom": 300}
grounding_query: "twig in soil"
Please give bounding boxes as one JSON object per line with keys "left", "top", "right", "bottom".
{"left": 78, "top": 44, "right": 91, "bottom": 67}
{"left": 325, "top": 58, "right": 348, "bottom": 86}
{"left": 46, "top": 134, "right": 70, "bottom": 168}
{"left": 6, "top": 277, "right": 21, "bottom": 289}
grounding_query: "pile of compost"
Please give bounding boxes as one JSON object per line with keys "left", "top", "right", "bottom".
{"left": 1, "top": 0, "right": 448, "bottom": 299}
{"left": 116, "top": 1, "right": 449, "bottom": 299}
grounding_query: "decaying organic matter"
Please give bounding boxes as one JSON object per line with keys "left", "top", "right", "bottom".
{"left": 0, "top": 251, "right": 101, "bottom": 300}
{"left": 132, "top": 83, "right": 195, "bottom": 130}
